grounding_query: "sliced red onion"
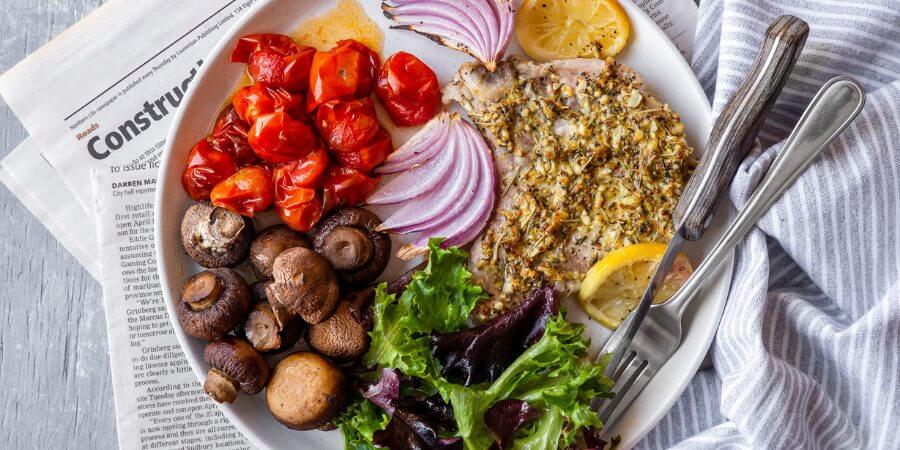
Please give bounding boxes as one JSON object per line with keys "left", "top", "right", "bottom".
{"left": 411, "top": 122, "right": 496, "bottom": 249}
{"left": 377, "top": 114, "right": 451, "bottom": 174}
{"left": 380, "top": 125, "right": 478, "bottom": 233}
{"left": 366, "top": 127, "right": 459, "bottom": 205}
{"left": 382, "top": 0, "right": 516, "bottom": 71}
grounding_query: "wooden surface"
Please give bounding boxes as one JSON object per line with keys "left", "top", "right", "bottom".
{"left": 0, "top": 1, "right": 118, "bottom": 448}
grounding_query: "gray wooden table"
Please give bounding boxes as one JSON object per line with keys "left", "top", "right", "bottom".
{"left": 0, "top": 1, "right": 117, "bottom": 448}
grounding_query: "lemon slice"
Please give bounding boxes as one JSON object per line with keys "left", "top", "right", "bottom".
{"left": 516, "top": 0, "right": 631, "bottom": 61}
{"left": 579, "top": 243, "right": 693, "bottom": 329}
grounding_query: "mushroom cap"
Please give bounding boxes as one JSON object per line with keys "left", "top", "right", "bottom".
{"left": 177, "top": 268, "right": 252, "bottom": 341}
{"left": 307, "top": 291, "right": 372, "bottom": 362}
{"left": 269, "top": 247, "right": 340, "bottom": 324}
{"left": 181, "top": 203, "right": 254, "bottom": 268}
{"left": 313, "top": 207, "right": 391, "bottom": 287}
{"left": 204, "top": 337, "right": 271, "bottom": 396}
{"left": 250, "top": 225, "right": 311, "bottom": 280}
{"left": 266, "top": 352, "right": 345, "bottom": 430}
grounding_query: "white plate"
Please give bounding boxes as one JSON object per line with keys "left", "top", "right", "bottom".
{"left": 155, "top": 1, "right": 733, "bottom": 449}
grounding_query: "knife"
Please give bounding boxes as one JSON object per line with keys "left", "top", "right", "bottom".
{"left": 602, "top": 15, "right": 810, "bottom": 378}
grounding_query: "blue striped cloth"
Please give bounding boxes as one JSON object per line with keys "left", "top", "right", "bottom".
{"left": 638, "top": 1, "right": 900, "bottom": 449}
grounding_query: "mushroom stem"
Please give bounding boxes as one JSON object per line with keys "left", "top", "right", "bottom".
{"left": 204, "top": 368, "right": 240, "bottom": 404}
{"left": 182, "top": 272, "right": 223, "bottom": 311}
{"left": 322, "top": 227, "right": 373, "bottom": 270}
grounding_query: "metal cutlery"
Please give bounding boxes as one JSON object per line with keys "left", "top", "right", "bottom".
{"left": 593, "top": 76, "right": 866, "bottom": 436}
{"left": 599, "top": 15, "right": 810, "bottom": 386}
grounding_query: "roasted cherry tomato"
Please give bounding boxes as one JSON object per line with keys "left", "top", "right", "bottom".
{"left": 315, "top": 98, "right": 382, "bottom": 152}
{"left": 333, "top": 128, "right": 392, "bottom": 172}
{"left": 210, "top": 165, "right": 275, "bottom": 217}
{"left": 308, "top": 40, "right": 380, "bottom": 111}
{"left": 276, "top": 195, "right": 324, "bottom": 232}
{"left": 232, "top": 84, "right": 305, "bottom": 124}
{"left": 181, "top": 139, "right": 238, "bottom": 201}
{"left": 248, "top": 112, "right": 320, "bottom": 163}
{"left": 274, "top": 146, "right": 330, "bottom": 189}
{"left": 231, "top": 34, "right": 315, "bottom": 92}
{"left": 211, "top": 106, "right": 257, "bottom": 166}
{"left": 376, "top": 52, "right": 442, "bottom": 126}
{"left": 321, "top": 165, "right": 379, "bottom": 210}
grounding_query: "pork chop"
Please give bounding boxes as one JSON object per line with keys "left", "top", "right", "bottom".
{"left": 444, "top": 56, "right": 696, "bottom": 321}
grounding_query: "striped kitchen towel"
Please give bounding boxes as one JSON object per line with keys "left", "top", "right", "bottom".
{"left": 638, "top": 1, "right": 900, "bottom": 449}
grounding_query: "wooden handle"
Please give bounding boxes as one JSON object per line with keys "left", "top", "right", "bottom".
{"left": 673, "top": 15, "right": 809, "bottom": 241}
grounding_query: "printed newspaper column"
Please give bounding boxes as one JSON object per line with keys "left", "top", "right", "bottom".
{"left": 93, "top": 164, "right": 251, "bottom": 450}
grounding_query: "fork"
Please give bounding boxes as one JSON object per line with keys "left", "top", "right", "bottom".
{"left": 592, "top": 75, "right": 866, "bottom": 435}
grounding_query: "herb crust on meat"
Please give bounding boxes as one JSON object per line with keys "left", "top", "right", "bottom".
{"left": 445, "top": 56, "right": 696, "bottom": 321}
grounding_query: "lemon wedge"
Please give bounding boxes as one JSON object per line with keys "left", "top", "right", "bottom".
{"left": 516, "top": 0, "right": 631, "bottom": 61}
{"left": 579, "top": 243, "right": 693, "bottom": 329}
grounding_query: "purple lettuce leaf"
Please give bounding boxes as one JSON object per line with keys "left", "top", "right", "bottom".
{"left": 484, "top": 400, "right": 541, "bottom": 450}
{"left": 431, "top": 287, "right": 559, "bottom": 385}
{"left": 372, "top": 406, "right": 462, "bottom": 450}
{"left": 362, "top": 368, "right": 401, "bottom": 415}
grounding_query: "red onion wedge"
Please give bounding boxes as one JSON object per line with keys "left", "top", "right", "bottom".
{"left": 366, "top": 130, "right": 458, "bottom": 205}
{"left": 377, "top": 114, "right": 451, "bottom": 174}
{"left": 382, "top": 0, "right": 516, "bottom": 71}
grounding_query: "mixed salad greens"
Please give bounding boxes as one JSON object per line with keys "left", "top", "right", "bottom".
{"left": 336, "top": 240, "right": 614, "bottom": 450}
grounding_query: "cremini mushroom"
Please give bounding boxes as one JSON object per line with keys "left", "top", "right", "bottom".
{"left": 181, "top": 202, "right": 254, "bottom": 268}
{"left": 177, "top": 268, "right": 252, "bottom": 341}
{"left": 249, "top": 225, "right": 310, "bottom": 280}
{"left": 235, "top": 281, "right": 305, "bottom": 354}
{"left": 313, "top": 207, "right": 391, "bottom": 287}
{"left": 269, "top": 247, "right": 340, "bottom": 324}
{"left": 203, "top": 337, "right": 270, "bottom": 404}
{"left": 308, "top": 288, "right": 374, "bottom": 362}
{"left": 266, "top": 352, "right": 345, "bottom": 430}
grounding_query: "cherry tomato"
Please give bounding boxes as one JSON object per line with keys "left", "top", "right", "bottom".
{"left": 211, "top": 106, "right": 257, "bottom": 166}
{"left": 210, "top": 165, "right": 275, "bottom": 217}
{"left": 231, "top": 34, "right": 315, "bottom": 92}
{"left": 308, "top": 40, "right": 380, "bottom": 111}
{"left": 276, "top": 146, "right": 330, "bottom": 188}
{"left": 250, "top": 47, "right": 316, "bottom": 92}
{"left": 276, "top": 195, "right": 324, "bottom": 232}
{"left": 333, "top": 128, "right": 392, "bottom": 172}
{"left": 315, "top": 98, "right": 382, "bottom": 152}
{"left": 321, "top": 165, "right": 379, "bottom": 210}
{"left": 181, "top": 139, "right": 238, "bottom": 201}
{"left": 248, "top": 112, "right": 320, "bottom": 163}
{"left": 376, "top": 52, "right": 442, "bottom": 127}
{"left": 231, "top": 34, "right": 298, "bottom": 62}
{"left": 232, "top": 84, "right": 305, "bottom": 124}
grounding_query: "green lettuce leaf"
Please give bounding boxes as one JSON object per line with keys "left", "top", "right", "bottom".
{"left": 335, "top": 398, "right": 390, "bottom": 450}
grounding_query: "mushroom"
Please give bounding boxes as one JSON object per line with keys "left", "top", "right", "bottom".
{"left": 269, "top": 247, "right": 340, "bottom": 324}
{"left": 181, "top": 202, "right": 254, "bottom": 268}
{"left": 249, "top": 225, "right": 310, "bottom": 280}
{"left": 235, "top": 281, "right": 305, "bottom": 354}
{"left": 266, "top": 352, "right": 345, "bottom": 430}
{"left": 177, "top": 268, "right": 252, "bottom": 341}
{"left": 203, "top": 337, "right": 270, "bottom": 404}
{"left": 313, "top": 207, "right": 391, "bottom": 287}
{"left": 308, "top": 288, "right": 374, "bottom": 362}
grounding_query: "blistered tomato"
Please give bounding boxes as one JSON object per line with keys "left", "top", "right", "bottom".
{"left": 315, "top": 98, "right": 382, "bottom": 152}
{"left": 210, "top": 165, "right": 275, "bottom": 217}
{"left": 182, "top": 139, "right": 238, "bottom": 201}
{"left": 231, "top": 34, "right": 315, "bottom": 92}
{"left": 308, "top": 40, "right": 380, "bottom": 111}
{"left": 248, "top": 112, "right": 320, "bottom": 163}
{"left": 274, "top": 146, "right": 330, "bottom": 190}
{"left": 211, "top": 106, "right": 257, "bottom": 166}
{"left": 276, "top": 195, "right": 324, "bottom": 232}
{"left": 333, "top": 128, "right": 392, "bottom": 172}
{"left": 375, "top": 52, "right": 442, "bottom": 126}
{"left": 232, "top": 84, "right": 305, "bottom": 124}
{"left": 321, "top": 165, "right": 379, "bottom": 210}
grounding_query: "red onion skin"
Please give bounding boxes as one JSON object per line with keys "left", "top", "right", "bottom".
{"left": 386, "top": 3, "right": 488, "bottom": 59}
{"left": 366, "top": 129, "right": 458, "bottom": 205}
{"left": 377, "top": 116, "right": 450, "bottom": 174}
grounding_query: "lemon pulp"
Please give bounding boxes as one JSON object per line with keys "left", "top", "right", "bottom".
{"left": 516, "top": 0, "right": 631, "bottom": 61}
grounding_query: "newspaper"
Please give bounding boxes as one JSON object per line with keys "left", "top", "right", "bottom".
{"left": 0, "top": 0, "right": 698, "bottom": 448}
